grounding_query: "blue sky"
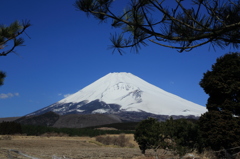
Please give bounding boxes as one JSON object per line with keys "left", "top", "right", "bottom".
{"left": 0, "top": 0, "right": 234, "bottom": 117}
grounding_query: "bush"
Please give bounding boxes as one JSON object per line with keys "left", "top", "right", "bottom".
{"left": 162, "top": 118, "right": 202, "bottom": 156}
{"left": 134, "top": 118, "right": 162, "bottom": 154}
{"left": 199, "top": 110, "right": 240, "bottom": 151}
{"left": 95, "top": 134, "right": 133, "bottom": 147}
{"left": 134, "top": 117, "right": 201, "bottom": 156}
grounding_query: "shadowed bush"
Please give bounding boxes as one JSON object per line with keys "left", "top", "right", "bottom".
{"left": 95, "top": 134, "right": 134, "bottom": 147}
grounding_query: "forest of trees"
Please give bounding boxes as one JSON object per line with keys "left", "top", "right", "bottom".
{"left": 134, "top": 53, "right": 240, "bottom": 158}
{"left": 0, "top": 121, "right": 134, "bottom": 137}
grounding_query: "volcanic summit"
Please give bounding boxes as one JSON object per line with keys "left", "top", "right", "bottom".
{"left": 28, "top": 72, "right": 207, "bottom": 117}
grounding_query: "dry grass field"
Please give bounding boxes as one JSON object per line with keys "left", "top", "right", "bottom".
{"left": 0, "top": 134, "right": 218, "bottom": 159}
{"left": 0, "top": 134, "right": 164, "bottom": 159}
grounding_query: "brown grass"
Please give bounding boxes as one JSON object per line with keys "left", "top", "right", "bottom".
{"left": 0, "top": 135, "right": 142, "bottom": 159}
{"left": 0, "top": 135, "right": 219, "bottom": 159}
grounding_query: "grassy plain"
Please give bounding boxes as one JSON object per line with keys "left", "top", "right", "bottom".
{"left": 0, "top": 134, "right": 159, "bottom": 159}
{"left": 0, "top": 134, "right": 217, "bottom": 159}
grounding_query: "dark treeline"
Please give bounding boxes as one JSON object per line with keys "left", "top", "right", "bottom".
{"left": 0, "top": 121, "right": 22, "bottom": 135}
{"left": 0, "top": 121, "right": 134, "bottom": 137}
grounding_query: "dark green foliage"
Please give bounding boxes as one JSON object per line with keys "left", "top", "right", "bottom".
{"left": 161, "top": 118, "right": 202, "bottom": 156}
{"left": 200, "top": 52, "right": 240, "bottom": 116}
{"left": 0, "top": 21, "right": 30, "bottom": 85}
{"left": 199, "top": 110, "right": 240, "bottom": 151}
{"left": 134, "top": 118, "right": 162, "bottom": 154}
{"left": 134, "top": 117, "right": 201, "bottom": 156}
{"left": 0, "top": 71, "right": 6, "bottom": 86}
{"left": 0, "top": 20, "right": 30, "bottom": 56}
{"left": 76, "top": 0, "right": 240, "bottom": 53}
{"left": 199, "top": 52, "right": 240, "bottom": 153}
{"left": 0, "top": 121, "right": 22, "bottom": 135}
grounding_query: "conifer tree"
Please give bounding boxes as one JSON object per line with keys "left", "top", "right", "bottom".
{"left": 199, "top": 52, "right": 240, "bottom": 152}
{"left": 200, "top": 52, "right": 240, "bottom": 116}
{"left": 134, "top": 118, "right": 162, "bottom": 154}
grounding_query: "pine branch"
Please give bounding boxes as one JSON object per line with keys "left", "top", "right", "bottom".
{"left": 76, "top": 0, "right": 240, "bottom": 53}
{"left": 0, "top": 20, "right": 31, "bottom": 56}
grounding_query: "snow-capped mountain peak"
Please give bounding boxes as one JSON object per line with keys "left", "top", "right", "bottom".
{"left": 28, "top": 72, "right": 207, "bottom": 117}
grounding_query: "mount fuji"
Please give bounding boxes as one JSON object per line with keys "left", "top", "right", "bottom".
{"left": 28, "top": 72, "right": 207, "bottom": 119}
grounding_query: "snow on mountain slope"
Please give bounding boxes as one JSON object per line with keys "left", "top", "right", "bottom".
{"left": 52, "top": 72, "right": 207, "bottom": 116}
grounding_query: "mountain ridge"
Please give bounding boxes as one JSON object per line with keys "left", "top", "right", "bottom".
{"left": 28, "top": 72, "right": 207, "bottom": 118}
